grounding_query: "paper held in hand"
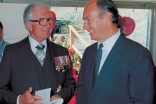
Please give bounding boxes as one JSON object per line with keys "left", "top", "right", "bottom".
{"left": 35, "top": 88, "right": 51, "bottom": 104}
{"left": 35, "top": 88, "right": 64, "bottom": 104}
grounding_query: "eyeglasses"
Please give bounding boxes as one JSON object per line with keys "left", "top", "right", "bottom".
{"left": 28, "top": 17, "right": 55, "bottom": 26}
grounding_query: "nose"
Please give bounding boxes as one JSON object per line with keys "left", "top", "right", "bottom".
{"left": 83, "top": 23, "right": 88, "bottom": 30}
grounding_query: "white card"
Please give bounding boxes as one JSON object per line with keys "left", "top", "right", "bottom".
{"left": 35, "top": 88, "right": 51, "bottom": 104}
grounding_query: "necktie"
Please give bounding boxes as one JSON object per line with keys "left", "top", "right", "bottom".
{"left": 35, "top": 44, "right": 45, "bottom": 66}
{"left": 92, "top": 43, "right": 103, "bottom": 88}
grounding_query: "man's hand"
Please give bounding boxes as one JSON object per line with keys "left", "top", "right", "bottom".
{"left": 50, "top": 94, "right": 61, "bottom": 102}
{"left": 19, "top": 87, "right": 43, "bottom": 104}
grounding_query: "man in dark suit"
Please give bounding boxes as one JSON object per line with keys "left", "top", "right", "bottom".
{"left": 76, "top": 0, "right": 155, "bottom": 104}
{"left": 0, "top": 2, "right": 75, "bottom": 104}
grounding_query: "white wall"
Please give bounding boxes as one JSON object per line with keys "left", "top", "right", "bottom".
{"left": 0, "top": 4, "right": 84, "bottom": 44}
{"left": 0, "top": 3, "right": 28, "bottom": 44}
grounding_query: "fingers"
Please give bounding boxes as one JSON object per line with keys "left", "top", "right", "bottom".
{"left": 19, "top": 87, "right": 43, "bottom": 104}
{"left": 33, "top": 95, "right": 43, "bottom": 101}
{"left": 50, "top": 94, "right": 61, "bottom": 101}
{"left": 26, "top": 87, "right": 32, "bottom": 94}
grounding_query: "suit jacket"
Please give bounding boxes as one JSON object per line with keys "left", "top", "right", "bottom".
{"left": 76, "top": 34, "right": 154, "bottom": 104}
{"left": 0, "top": 37, "right": 76, "bottom": 104}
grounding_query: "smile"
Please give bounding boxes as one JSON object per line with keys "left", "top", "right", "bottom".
{"left": 89, "top": 30, "right": 93, "bottom": 33}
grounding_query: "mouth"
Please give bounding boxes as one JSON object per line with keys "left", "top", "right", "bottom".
{"left": 43, "top": 29, "right": 51, "bottom": 33}
{"left": 89, "top": 30, "right": 93, "bottom": 34}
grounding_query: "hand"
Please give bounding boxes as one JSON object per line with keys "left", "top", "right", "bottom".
{"left": 50, "top": 94, "right": 61, "bottom": 102}
{"left": 19, "top": 87, "right": 43, "bottom": 104}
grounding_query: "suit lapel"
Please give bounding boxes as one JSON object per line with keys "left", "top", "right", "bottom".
{"left": 87, "top": 43, "right": 97, "bottom": 97}
{"left": 45, "top": 40, "right": 57, "bottom": 91}
{"left": 89, "top": 35, "right": 125, "bottom": 103}
{"left": 18, "top": 37, "right": 40, "bottom": 90}
{"left": 47, "top": 40, "right": 68, "bottom": 93}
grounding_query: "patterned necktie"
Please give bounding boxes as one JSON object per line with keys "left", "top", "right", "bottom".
{"left": 92, "top": 43, "right": 103, "bottom": 88}
{"left": 35, "top": 44, "right": 45, "bottom": 66}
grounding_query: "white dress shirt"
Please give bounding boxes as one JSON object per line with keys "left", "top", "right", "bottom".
{"left": 29, "top": 35, "right": 47, "bottom": 54}
{"left": 97, "top": 29, "right": 120, "bottom": 75}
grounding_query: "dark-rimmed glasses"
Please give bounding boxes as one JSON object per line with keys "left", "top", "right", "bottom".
{"left": 28, "top": 17, "right": 55, "bottom": 26}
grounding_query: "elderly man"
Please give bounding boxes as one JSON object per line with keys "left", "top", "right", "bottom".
{"left": 0, "top": 3, "right": 75, "bottom": 104}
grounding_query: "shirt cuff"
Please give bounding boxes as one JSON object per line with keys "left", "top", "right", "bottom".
{"left": 17, "top": 95, "right": 21, "bottom": 104}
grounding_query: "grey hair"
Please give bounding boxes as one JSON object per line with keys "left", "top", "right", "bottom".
{"left": 23, "top": 3, "right": 50, "bottom": 23}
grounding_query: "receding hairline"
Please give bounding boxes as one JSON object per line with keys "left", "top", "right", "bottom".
{"left": 23, "top": 3, "right": 51, "bottom": 22}
{"left": 83, "top": 0, "right": 101, "bottom": 18}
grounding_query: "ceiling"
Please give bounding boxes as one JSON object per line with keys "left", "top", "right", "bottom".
{"left": 1, "top": 0, "right": 156, "bottom": 7}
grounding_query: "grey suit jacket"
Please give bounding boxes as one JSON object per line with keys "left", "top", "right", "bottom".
{"left": 76, "top": 34, "right": 154, "bottom": 104}
{"left": 0, "top": 37, "right": 76, "bottom": 104}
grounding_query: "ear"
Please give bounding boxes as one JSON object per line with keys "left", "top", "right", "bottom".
{"left": 102, "top": 12, "right": 112, "bottom": 24}
{"left": 25, "top": 22, "right": 32, "bottom": 31}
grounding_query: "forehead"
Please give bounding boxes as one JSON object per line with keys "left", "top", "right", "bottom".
{"left": 83, "top": 1, "right": 100, "bottom": 19}
{"left": 32, "top": 8, "right": 51, "bottom": 19}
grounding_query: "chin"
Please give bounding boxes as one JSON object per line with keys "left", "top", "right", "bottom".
{"left": 44, "top": 34, "right": 50, "bottom": 38}
{"left": 91, "top": 37, "right": 96, "bottom": 41}
{"left": 90, "top": 34, "right": 95, "bottom": 40}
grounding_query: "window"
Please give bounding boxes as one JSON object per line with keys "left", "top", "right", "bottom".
{"left": 118, "top": 8, "right": 150, "bottom": 48}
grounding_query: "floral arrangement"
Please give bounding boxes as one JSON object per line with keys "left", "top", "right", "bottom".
{"left": 52, "top": 36, "right": 81, "bottom": 74}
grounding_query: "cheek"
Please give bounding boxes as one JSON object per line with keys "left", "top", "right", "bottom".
{"left": 89, "top": 20, "right": 97, "bottom": 29}
{"left": 32, "top": 25, "right": 41, "bottom": 33}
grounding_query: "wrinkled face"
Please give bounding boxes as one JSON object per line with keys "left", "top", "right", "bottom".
{"left": 0, "top": 27, "right": 3, "bottom": 40}
{"left": 26, "top": 8, "right": 52, "bottom": 43}
{"left": 83, "top": 1, "right": 107, "bottom": 42}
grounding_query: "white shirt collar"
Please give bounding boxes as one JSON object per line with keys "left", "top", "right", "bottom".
{"left": 98, "top": 29, "right": 120, "bottom": 53}
{"left": 28, "top": 35, "right": 47, "bottom": 54}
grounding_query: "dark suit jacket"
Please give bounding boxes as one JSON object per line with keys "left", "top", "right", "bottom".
{"left": 0, "top": 37, "right": 76, "bottom": 104}
{"left": 76, "top": 34, "right": 154, "bottom": 104}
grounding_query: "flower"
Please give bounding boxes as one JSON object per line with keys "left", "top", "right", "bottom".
{"left": 68, "top": 48, "right": 75, "bottom": 54}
